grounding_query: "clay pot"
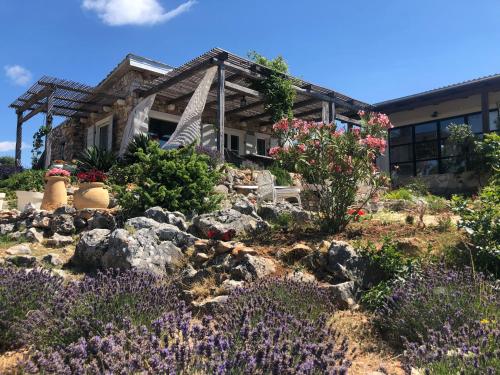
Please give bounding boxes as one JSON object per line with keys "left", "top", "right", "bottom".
{"left": 73, "top": 182, "right": 109, "bottom": 210}
{"left": 41, "top": 176, "right": 69, "bottom": 211}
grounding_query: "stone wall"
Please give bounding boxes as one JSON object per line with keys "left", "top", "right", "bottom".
{"left": 48, "top": 119, "right": 84, "bottom": 161}
{"left": 393, "top": 171, "right": 480, "bottom": 197}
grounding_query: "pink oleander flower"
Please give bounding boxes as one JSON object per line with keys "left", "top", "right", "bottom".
{"left": 273, "top": 118, "right": 289, "bottom": 132}
{"left": 360, "top": 135, "right": 387, "bottom": 154}
{"left": 47, "top": 168, "right": 70, "bottom": 177}
{"left": 297, "top": 143, "right": 306, "bottom": 153}
{"left": 332, "top": 129, "right": 344, "bottom": 137}
{"left": 268, "top": 146, "right": 282, "bottom": 157}
{"left": 352, "top": 128, "right": 361, "bottom": 138}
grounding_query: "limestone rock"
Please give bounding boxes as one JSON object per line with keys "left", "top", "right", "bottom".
{"left": 124, "top": 217, "right": 160, "bottom": 231}
{"left": 0, "top": 223, "right": 15, "bottom": 235}
{"left": 191, "top": 209, "right": 269, "bottom": 239}
{"left": 102, "top": 228, "right": 185, "bottom": 275}
{"left": 72, "top": 229, "right": 111, "bottom": 269}
{"left": 215, "top": 241, "right": 234, "bottom": 254}
{"left": 46, "top": 233, "right": 74, "bottom": 248}
{"left": 318, "top": 240, "right": 331, "bottom": 252}
{"left": 286, "top": 270, "right": 317, "bottom": 283}
{"left": 156, "top": 223, "right": 197, "bottom": 249}
{"left": 31, "top": 215, "right": 51, "bottom": 229}
{"left": 7, "top": 255, "right": 36, "bottom": 268}
{"left": 5, "top": 243, "right": 31, "bottom": 255}
{"left": 144, "top": 207, "right": 188, "bottom": 231}
{"left": 194, "top": 252, "right": 210, "bottom": 263}
{"left": 232, "top": 197, "right": 257, "bottom": 217}
{"left": 8, "top": 231, "right": 26, "bottom": 241}
{"left": 42, "top": 253, "right": 63, "bottom": 266}
{"left": 51, "top": 214, "right": 75, "bottom": 235}
{"left": 282, "top": 243, "right": 311, "bottom": 262}
{"left": 26, "top": 227, "right": 44, "bottom": 243}
{"left": 53, "top": 205, "right": 76, "bottom": 216}
{"left": 194, "top": 239, "right": 210, "bottom": 252}
{"left": 257, "top": 202, "right": 311, "bottom": 224}
{"left": 232, "top": 246, "right": 257, "bottom": 257}
{"left": 322, "top": 281, "right": 358, "bottom": 310}
{"left": 192, "top": 295, "right": 229, "bottom": 313}
{"left": 87, "top": 211, "right": 117, "bottom": 231}
{"left": 221, "top": 279, "right": 244, "bottom": 293}
{"left": 240, "top": 254, "right": 276, "bottom": 279}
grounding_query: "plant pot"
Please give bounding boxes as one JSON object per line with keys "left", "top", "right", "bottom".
{"left": 73, "top": 182, "right": 109, "bottom": 210}
{"left": 16, "top": 191, "right": 44, "bottom": 211}
{"left": 41, "top": 176, "right": 69, "bottom": 211}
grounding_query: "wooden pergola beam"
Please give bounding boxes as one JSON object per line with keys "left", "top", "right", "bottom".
{"left": 17, "top": 86, "right": 53, "bottom": 112}
{"left": 21, "top": 104, "right": 47, "bottom": 123}
{"left": 239, "top": 98, "right": 318, "bottom": 123}
{"left": 225, "top": 100, "right": 264, "bottom": 116}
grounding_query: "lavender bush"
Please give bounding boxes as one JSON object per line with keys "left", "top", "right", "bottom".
{"left": 375, "top": 266, "right": 499, "bottom": 348}
{"left": 23, "top": 278, "right": 351, "bottom": 374}
{"left": 0, "top": 267, "right": 64, "bottom": 351}
{"left": 19, "top": 269, "right": 181, "bottom": 350}
{"left": 403, "top": 321, "right": 499, "bottom": 374}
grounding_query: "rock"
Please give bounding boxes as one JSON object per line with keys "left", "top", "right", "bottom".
{"left": 144, "top": 207, "right": 188, "bottom": 231}
{"left": 194, "top": 252, "right": 210, "bottom": 263}
{"left": 257, "top": 202, "right": 311, "bottom": 224}
{"left": 8, "top": 231, "right": 26, "bottom": 241}
{"left": 318, "top": 240, "right": 331, "bottom": 252}
{"left": 42, "top": 253, "right": 63, "bottom": 266}
{"left": 77, "top": 208, "right": 96, "bottom": 220}
{"left": 54, "top": 205, "right": 77, "bottom": 215}
{"left": 73, "top": 216, "right": 88, "bottom": 231}
{"left": 5, "top": 243, "right": 31, "bottom": 255}
{"left": 232, "top": 197, "right": 257, "bottom": 216}
{"left": 124, "top": 217, "right": 160, "bottom": 230}
{"left": 51, "top": 214, "right": 75, "bottom": 235}
{"left": 72, "top": 229, "right": 111, "bottom": 269}
{"left": 102, "top": 228, "right": 185, "bottom": 275}
{"left": 20, "top": 203, "right": 38, "bottom": 217}
{"left": 215, "top": 241, "right": 234, "bottom": 254}
{"left": 194, "top": 239, "right": 210, "bottom": 252}
{"left": 192, "top": 295, "right": 229, "bottom": 313}
{"left": 232, "top": 246, "right": 257, "bottom": 256}
{"left": 181, "top": 264, "right": 198, "bottom": 281}
{"left": 156, "top": 223, "right": 197, "bottom": 249}
{"left": 46, "top": 233, "right": 74, "bottom": 248}
{"left": 221, "top": 279, "right": 244, "bottom": 292}
{"left": 88, "top": 211, "right": 117, "bottom": 231}
{"left": 7, "top": 255, "right": 36, "bottom": 267}
{"left": 282, "top": 243, "right": 312, "bottom": 262}
{"left": 327, "top": 241, "right": 382, "bottom": 288}
{"left": 322, "top": 281, "right": 358, "bottom": 310}
{"left": 31, "top": 215, "right": 51, "bottom": 229}
{"left": 240, "top": 255, "right": 276, "bottom": 280}
{"left": 287, "top": 270, "right": 317, "bottom": 283}
{"left": 26, "top": 227, "right": 44, "bottom": 243}
{"left": 214, "top": 184, "right": 229, "bottom": 195}
{"left": 191, "top": 209, "right": 268, "bottom": 239}
{"left": 0, "top": 223, "right": 15, "bottom": 235}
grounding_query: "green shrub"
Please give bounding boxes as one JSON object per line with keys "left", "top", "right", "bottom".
{"left": 114, "top": 142, "right": 221, "bottom": 217}
{"left": 425, "top": 194, "right": 449, "bottom": 213}
{"left": 383, "top": 188, "right": 414, "bottom": 201}
{"left": 0, "top": 156, "right": 15, "bottom": 166}
{"left": 0, "top": 169, "right": 45, "bottom": 192}
{"left": 269, "top": 164, "right": 292, "bottom": 186}
{"left": 76, "top": 146, "right": 116, "bottom": 173}
{"left": 405, "top": 177, "right": 429, "bottom": 196}
{"left": 452, "top": 180, "right": 500, "bottom": 276}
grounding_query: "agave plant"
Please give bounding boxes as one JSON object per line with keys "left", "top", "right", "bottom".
{"left": 76, "top": 146, "right": 115, "bottom": 173}
{"left": 122, "top": 133, "right": 151, "bottom": 165}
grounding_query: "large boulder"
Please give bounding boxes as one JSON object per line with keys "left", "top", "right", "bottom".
{"left": 73, "top": 229, "right": 111, "bottom": 269}
{"left": 232, "top": 254, "right": 276, "bottom": 281}
{"left": 190, "top": 209, "right": 269, "bottom": 238}
{"left": 102, "top": 228, "right": 185, "bottom": 275}
{"left": 87, "top": 211, "right": 117, "bottom": 231}
{"left": 231, "top": 197, "right": 258, "bottom": 217}
{"left": 144, "top": 207, "right": 188, "bottom": 231}
{"left": 50, "top": 214, "right": 75, "bottom": 235}
{"left": 257, "top": 202, "right": 311, "bottom": 224}
{"left": 321, "top": 281, "right": 358, "bottom": 310}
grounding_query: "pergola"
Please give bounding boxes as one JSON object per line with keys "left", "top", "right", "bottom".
{"left": 137, "top": 48, "right": 371, "bottom": 154}
{"left": 9, "top": 76, "right": 123, "bottom": 167}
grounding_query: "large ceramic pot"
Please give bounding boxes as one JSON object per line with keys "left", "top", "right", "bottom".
{"left": 41, "top": 176, "right": 69, "bottom": 211}
{"left": 73, "top": 182, "right": 109, "bottom": 210}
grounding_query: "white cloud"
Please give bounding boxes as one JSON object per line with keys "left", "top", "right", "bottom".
{"left": 4, "top": 65, "right": 32, "bottom": 86}
{"left": 82, "top": 0, "right": 196, "bottom": 26}
{"left": 0, "top": 141, "right": 28, "bottom": 152}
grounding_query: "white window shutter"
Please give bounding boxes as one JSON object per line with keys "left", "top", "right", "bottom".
{"left": 245, "top": 134, "right": 256, "bottom": 154}
{"left": 86, "top": 125, "right": 95, "bottom": 148}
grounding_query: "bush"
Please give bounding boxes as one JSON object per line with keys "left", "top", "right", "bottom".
{"left": 23, "top": 278, "right": 351, "bottom": 374}
{"left": 120, "top": 133, "right": 151, "bottom": 166}
{"left": 374, "top": 266, "right": 498, "bottom": 349}
{"left": 0, "top": 268, "right": 63, "bottom": 351}
{"left": 0, "top": 156, "right": 16, "bottom": 166}
{"left": 0, "top": 165, "right": 23, "bottom": 180}
{"left": 271, "top": 112, "right": 391, "bottom": 233}
{"left": 452, "top": 180, "right": 500, "bottom": 276}
{"left": 19, "top": 270, "right": 180, "bottom": 350}
{"left": 403, "top": 320, "right": 499, "bottom": 375}
{"left": 0, "top": 169, "right": 45, "bottom": 192}
{"left": 425, "top": 194, "right": 449, "bottom": 213}
{"left": 269, "top": 164, "right": 292, "bottom": 186}
{"left": 76, "top": 146, "right": 116, "bottom": 173}
{"left": 114, "top": 142, "right": 221, "bottom": 217}
{"left": 383, "top": 188, "right": 414, "bottom": 201}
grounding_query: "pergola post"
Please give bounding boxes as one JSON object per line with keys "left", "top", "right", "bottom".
{"left": 44, "top": 90, "right": 55, "bottom": 168}
{"left": 216, "top": 62, "right": 226, "bottom": 159}
{"left": 328, "top": 100, "right": 335, "bottom": 124}
{"left": 481, "top": 91, "right": 490, "bottom": 133}
{"left": 15, "top": 110, "right": 23, "bottom": 168}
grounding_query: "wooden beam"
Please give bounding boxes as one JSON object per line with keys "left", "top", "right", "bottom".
{"left": 239, "top": 98, "right": 318, "bottom": 123}
{"left": 225, "top": 81, "right": 261, "bottom": 98}
{"left": 481, "top": 91, "right": 490, "bottom": 133}
{"left": 21, "top": 105, "right": 47, "bottom": 123}
{"left": 217, "top": 63, "right": 225, "bottom": 158}
{"left": 225, "top": 100, "right": 264, "bottom": 116}
{"left": 15, "top": 111, "right": 23, "bottom": 168}
{"left": 17, "top": 86, "right": 52, "bottom": 112}
{"left": 329, "top": 100, "right": 335, "bottom": 123}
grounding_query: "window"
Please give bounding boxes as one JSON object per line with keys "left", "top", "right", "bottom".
{"left": 89, "top": 115, "right": 113, "bottom": 151}
{"left": 98, "top": 125, "right": 109, "bottom": 150}
{"left": 224, "top": 134, "right": 228, "bottom": 149}
{"left": 257, "top": 138, "right": 266, "bottom": 156}
{"left": 230, "top": 135, "right": 239, "bottom": 153}
{"left": 388, "top": 110, "right": 496, "bottom": 178}
{"left": 149, "top": 118, "right": 177, "bottom": 147}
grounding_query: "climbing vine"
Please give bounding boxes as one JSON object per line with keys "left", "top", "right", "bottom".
{"left": 31, "top": 124, "right": 51, "bottom": 168}
{"left": 248, "top": 51, "right": 296, "bottom": 124}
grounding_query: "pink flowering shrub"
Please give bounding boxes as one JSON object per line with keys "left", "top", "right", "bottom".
{"left": 47, "top": 168, "right": 70, "bottom": 178}
{"left": 271, "top": 111, "right": 392, "bottom": 232}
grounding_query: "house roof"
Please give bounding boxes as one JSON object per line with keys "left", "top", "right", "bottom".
{"left": 374, "top": 73, "right": 500, "bottom": 113}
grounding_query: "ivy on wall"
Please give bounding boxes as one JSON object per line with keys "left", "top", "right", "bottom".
{"left": 248, "top": 51, "right": 296, "bottom": 124}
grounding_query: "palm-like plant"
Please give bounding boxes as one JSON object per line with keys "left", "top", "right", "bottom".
{"left": 77, "top": 146, "right": 115, "bottom": 173}
{"left": 122, "top": 133, "right": 151, "bottom": 165}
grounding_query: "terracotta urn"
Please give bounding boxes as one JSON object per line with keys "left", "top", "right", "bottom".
{"left": 73, "top": 182, "right": 109, "bottom": 210}
{"left": 41, "top": 176, "right": 69, "bottom": 211}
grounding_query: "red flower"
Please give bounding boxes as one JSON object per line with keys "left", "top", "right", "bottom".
{"left": 207, "top": 230, "right": 218, "bottom": 239}
{"left": 77, "top": 169, "right": 107, "bottom": 183}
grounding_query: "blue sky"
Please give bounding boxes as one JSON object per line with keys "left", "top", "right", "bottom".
{"left": 1, "top": 0, "right": 499, "bottom": 166}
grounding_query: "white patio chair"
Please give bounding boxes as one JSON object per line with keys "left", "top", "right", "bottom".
{"left": 255, "top": 171, "right": 302, "bottom": 206}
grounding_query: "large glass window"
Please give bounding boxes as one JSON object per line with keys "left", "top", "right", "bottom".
{"left": 230, "top": 135, "right": 239, "bottom": 152}
{"left": 257, "top": 138, "right": 266, "bottom": 156}
{"left": 389, "top": 110, "right": 496, "bottom": 178}
{"left": 149, "top": 118, "right": 177, "bottom": 147}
